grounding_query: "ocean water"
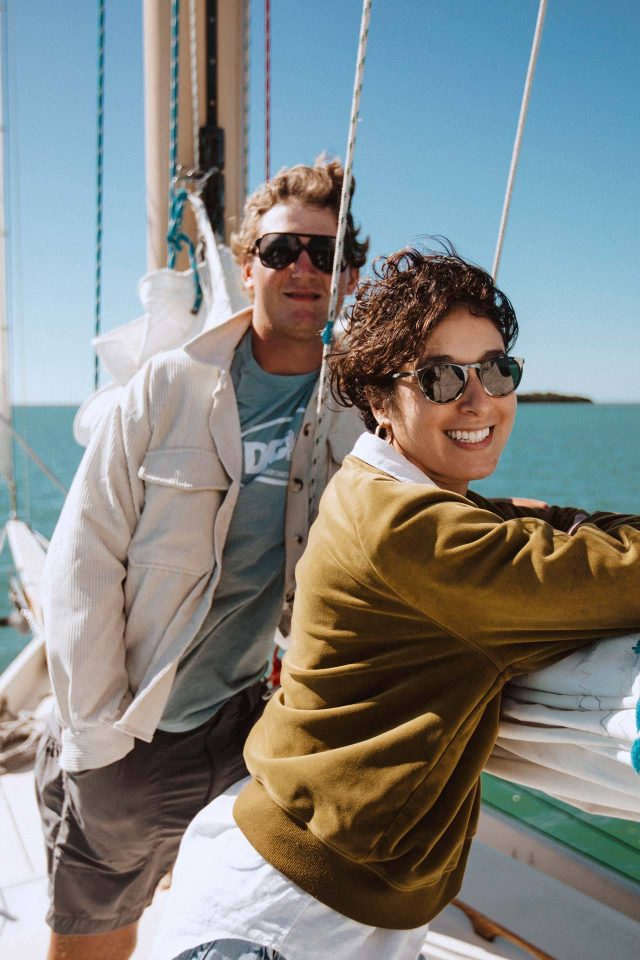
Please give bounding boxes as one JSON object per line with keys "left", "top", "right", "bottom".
{"left": 1, "top": 406, "right": 83, "bottom": 671}
{"left": 1, "top": 402, "right": 639, "bottom": 672}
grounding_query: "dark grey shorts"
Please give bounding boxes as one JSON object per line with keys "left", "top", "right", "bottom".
{"left": 35, "top": 681, "right": 267, "bottom": 935}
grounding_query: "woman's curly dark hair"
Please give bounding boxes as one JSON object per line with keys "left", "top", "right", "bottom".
{"left": 330, "top": 243, "right": 518, "bottom": 431}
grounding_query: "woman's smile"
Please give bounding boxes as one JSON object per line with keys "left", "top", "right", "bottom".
{"left": 444, "top": 425, "right": 493, "bottom": 446}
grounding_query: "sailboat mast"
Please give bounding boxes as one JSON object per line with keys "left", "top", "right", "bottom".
{"left": 0, "top": 1, "right": 17, "bottom": 516}
{"left": 143, "top": 0, "right": 248, "bottom": 272}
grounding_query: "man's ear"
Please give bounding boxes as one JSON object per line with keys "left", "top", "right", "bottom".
{"left": 243, "top": 259, "right": 255, "bottom": 292}
{"left": 345, "top": 267, "right": 359, "bottom": 296}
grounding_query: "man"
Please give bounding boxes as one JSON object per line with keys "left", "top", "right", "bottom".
{"left": 36, "top": 158, "right": 367, "bottom": 960}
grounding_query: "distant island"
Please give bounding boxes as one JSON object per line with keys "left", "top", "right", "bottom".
{"left": 518, "top": 392, "right": 593, "bottom": 404}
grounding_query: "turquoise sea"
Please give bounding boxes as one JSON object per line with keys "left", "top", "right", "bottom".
{"left": 2, "top": 402, "right": 640, "bottom": 672}
{"left": 1, "top": 402, "right": 639, "bottom": 880}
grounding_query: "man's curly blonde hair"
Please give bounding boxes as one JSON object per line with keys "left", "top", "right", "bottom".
{"left": 231, "top": 157, "right": 368, "bottom": 269}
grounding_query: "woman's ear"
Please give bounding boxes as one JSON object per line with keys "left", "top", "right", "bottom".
{"left": 365, "top": 387, "right": 386, "bottom": 427}
{"left": 368, "top": 395, "right": 395, "bottom": 443}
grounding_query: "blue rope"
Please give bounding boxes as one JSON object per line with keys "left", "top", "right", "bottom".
{"left": 632, "top": 701, "right": 640, "bottom": 774}
{"left": 632, "top": 639, "right": 640, "bottom": 774}
{"left": 94, "top": 0, "right": 105, "bottom": 390}
{"left": 167, "top": 190, "right": 203, "bottom": 315}
{"left": 321, "top": 322, "right": 335, "bottom": 346}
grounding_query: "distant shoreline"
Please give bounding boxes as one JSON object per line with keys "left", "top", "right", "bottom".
{"left": 518, "top": 393, "right": 593, "bottom": 404}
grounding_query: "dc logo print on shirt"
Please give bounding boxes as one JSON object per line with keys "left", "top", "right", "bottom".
{"left": 241, "top": 415, "right": 302, "bottom": 486}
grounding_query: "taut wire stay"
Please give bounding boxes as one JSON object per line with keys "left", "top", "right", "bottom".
{"left": 0, "top": 413, "right": 67, "bottom": 496}
{"left": 265, "top": 0, "right": 271, "bottom": 181}
{"left": 94, "top": 0, "right": 105, "bottom": 391}
{"left": 492, "top": 0, "right": 548, "bottom": 281}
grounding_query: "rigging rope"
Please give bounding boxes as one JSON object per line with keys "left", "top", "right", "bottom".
{"left": 0, "top": 1, "right": 18, "bottom": 517}
{"left": 492, "top": 0, "right": 547, "bottom": 281}
{"left": 167, "top": 190, "right": 203, "bottom": 313}
{"left": 167, "top": 0, "right": 202, "bottom": 313}
{"left": 264, "top": 0, "right": 271, "bottom": 181}
{"left": 0, "top": 414, "right": 67, "bottom": 496}
{"left": 94, "top": 0, "right": 105, "bottom": 391}
{"left": 188, "top": 0, "right": 200, "bottom": 172}
{"left": 308, "top": 0, "right": 372, "bottom": 517}
{"left": 169, "top": 0, "right": 180, "bottom": 189}
{"left": 243, "top": 0, "right": 250, "bottom": 201}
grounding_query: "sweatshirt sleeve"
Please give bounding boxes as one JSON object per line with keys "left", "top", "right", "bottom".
{"left": 366, "top": 487, "right": 640, "bottom": 677}
{"left": 42, "top": 363, "right": 153, "bottom": 767}
{"left": 470, "top": 491, "right": 640, "bottom": 535}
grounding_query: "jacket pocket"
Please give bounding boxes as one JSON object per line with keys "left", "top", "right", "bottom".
{"left": 129, "top": 448, "right": 230, "bottom": 575}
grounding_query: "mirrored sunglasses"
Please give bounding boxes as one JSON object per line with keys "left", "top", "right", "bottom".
{"left": 254, "top": 232, "right": 345, "bottom": 274}
{"left": 392, "top": 356, "right": 524, "bottom": 404}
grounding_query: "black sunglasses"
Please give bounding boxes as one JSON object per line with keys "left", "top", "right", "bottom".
{"left": 254, "top": 232, "right": 346, "bottom": 274}
{"left": 392, "top": 356, "right": 524, "bottom": 404}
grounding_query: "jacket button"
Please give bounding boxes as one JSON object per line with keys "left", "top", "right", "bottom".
{"left": 294, "top": 534, "right": 304, "bottom": 545}
{"left": 303, "top": 423, "right": 312, "bottom": 436}
{"left": 285, "top": 590, "right": 295, "bottom": 604}
{"left": 291, "top": 478, "right": 304, "bottom": 492}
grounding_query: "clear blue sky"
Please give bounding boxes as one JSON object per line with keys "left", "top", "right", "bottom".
{"left": 4, "top": 0, "right": 640, "bottom": 404}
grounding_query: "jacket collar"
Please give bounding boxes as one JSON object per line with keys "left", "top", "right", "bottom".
{"left": 184, "top": 306, "right": 253, "bottom": 367}
{"left": 351, "top": 432, "right": 438, "bottom": 487}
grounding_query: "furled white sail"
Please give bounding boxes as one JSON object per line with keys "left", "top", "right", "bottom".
{"left": 73, "top": 193, "right": 249, "bottom": 445}
{"left": 488, "top": 632, "right": 640, "bottom": 820}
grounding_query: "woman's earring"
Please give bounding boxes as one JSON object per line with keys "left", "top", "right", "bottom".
{"left": 375, "top": 422, "right": 394, "bottom": 445}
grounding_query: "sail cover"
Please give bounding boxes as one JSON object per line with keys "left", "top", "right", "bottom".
{"left": 74, "top": 194, "right": 249, "bottom": 445}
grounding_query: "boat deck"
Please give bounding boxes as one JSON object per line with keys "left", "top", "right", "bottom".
{"left": 1, "top": 764, "right": 638, "bottom": 960}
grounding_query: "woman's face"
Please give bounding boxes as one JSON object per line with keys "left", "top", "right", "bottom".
{"left": 379, "top": 306, "right": 517, "bottom": 496}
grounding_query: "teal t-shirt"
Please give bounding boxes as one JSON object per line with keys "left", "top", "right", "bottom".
{"left": 159, "top": 331, "right": 317, "bottom": 732}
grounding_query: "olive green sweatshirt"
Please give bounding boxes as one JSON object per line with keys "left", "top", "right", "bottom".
{"left": 235, "top": 434, "right": 640, "bottom": 929}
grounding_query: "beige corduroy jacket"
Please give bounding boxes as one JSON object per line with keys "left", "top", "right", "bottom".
{"left": 43, "top": 308, "right": 361, "bottom": 772}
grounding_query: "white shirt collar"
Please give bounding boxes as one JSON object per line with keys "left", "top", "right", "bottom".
{"left": 350, "top": 432, "right": 438, "bottom": 487}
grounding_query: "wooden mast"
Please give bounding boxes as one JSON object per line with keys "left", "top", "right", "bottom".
{"left": 142, "top": 0, "right": 248, "bottom": 272}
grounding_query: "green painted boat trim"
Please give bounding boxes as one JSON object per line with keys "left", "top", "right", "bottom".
{"left": 482, "top": 774, "right": 640, "bottom": 884}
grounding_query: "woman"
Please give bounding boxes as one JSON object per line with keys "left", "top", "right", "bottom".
{"left": 153, "top": 249, "right": 640, "bottom": 960}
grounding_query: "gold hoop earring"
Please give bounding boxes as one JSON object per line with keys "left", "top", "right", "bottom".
{"left": 375, "top": 422, "right": 394, "bottom": 445}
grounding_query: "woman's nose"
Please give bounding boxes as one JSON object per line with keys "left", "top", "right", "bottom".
{"left": 458, "top": 368, "right": 490, "bottom": 411}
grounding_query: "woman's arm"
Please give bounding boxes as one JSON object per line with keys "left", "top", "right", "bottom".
{"left": 368, "top": 485, "right": 640, "bottom": 675}
{"left": 471, "top": 491, "right": 640, "bottom": 535}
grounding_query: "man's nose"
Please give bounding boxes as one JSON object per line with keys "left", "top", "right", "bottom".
{"left": 291, "top": 249, "right": 315, "bottom": 274}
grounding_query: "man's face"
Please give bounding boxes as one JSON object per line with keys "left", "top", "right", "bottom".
{"left": 244, "top": 200, "right": 359, "bottom": 348}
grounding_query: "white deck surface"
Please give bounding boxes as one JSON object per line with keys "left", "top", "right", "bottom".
{"left": 1, "top": 763, "right": 638, "bottom": 960}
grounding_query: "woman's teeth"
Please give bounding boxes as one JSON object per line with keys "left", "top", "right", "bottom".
{"left": 445, "top": 427, "right": 491, "bottom": 443}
